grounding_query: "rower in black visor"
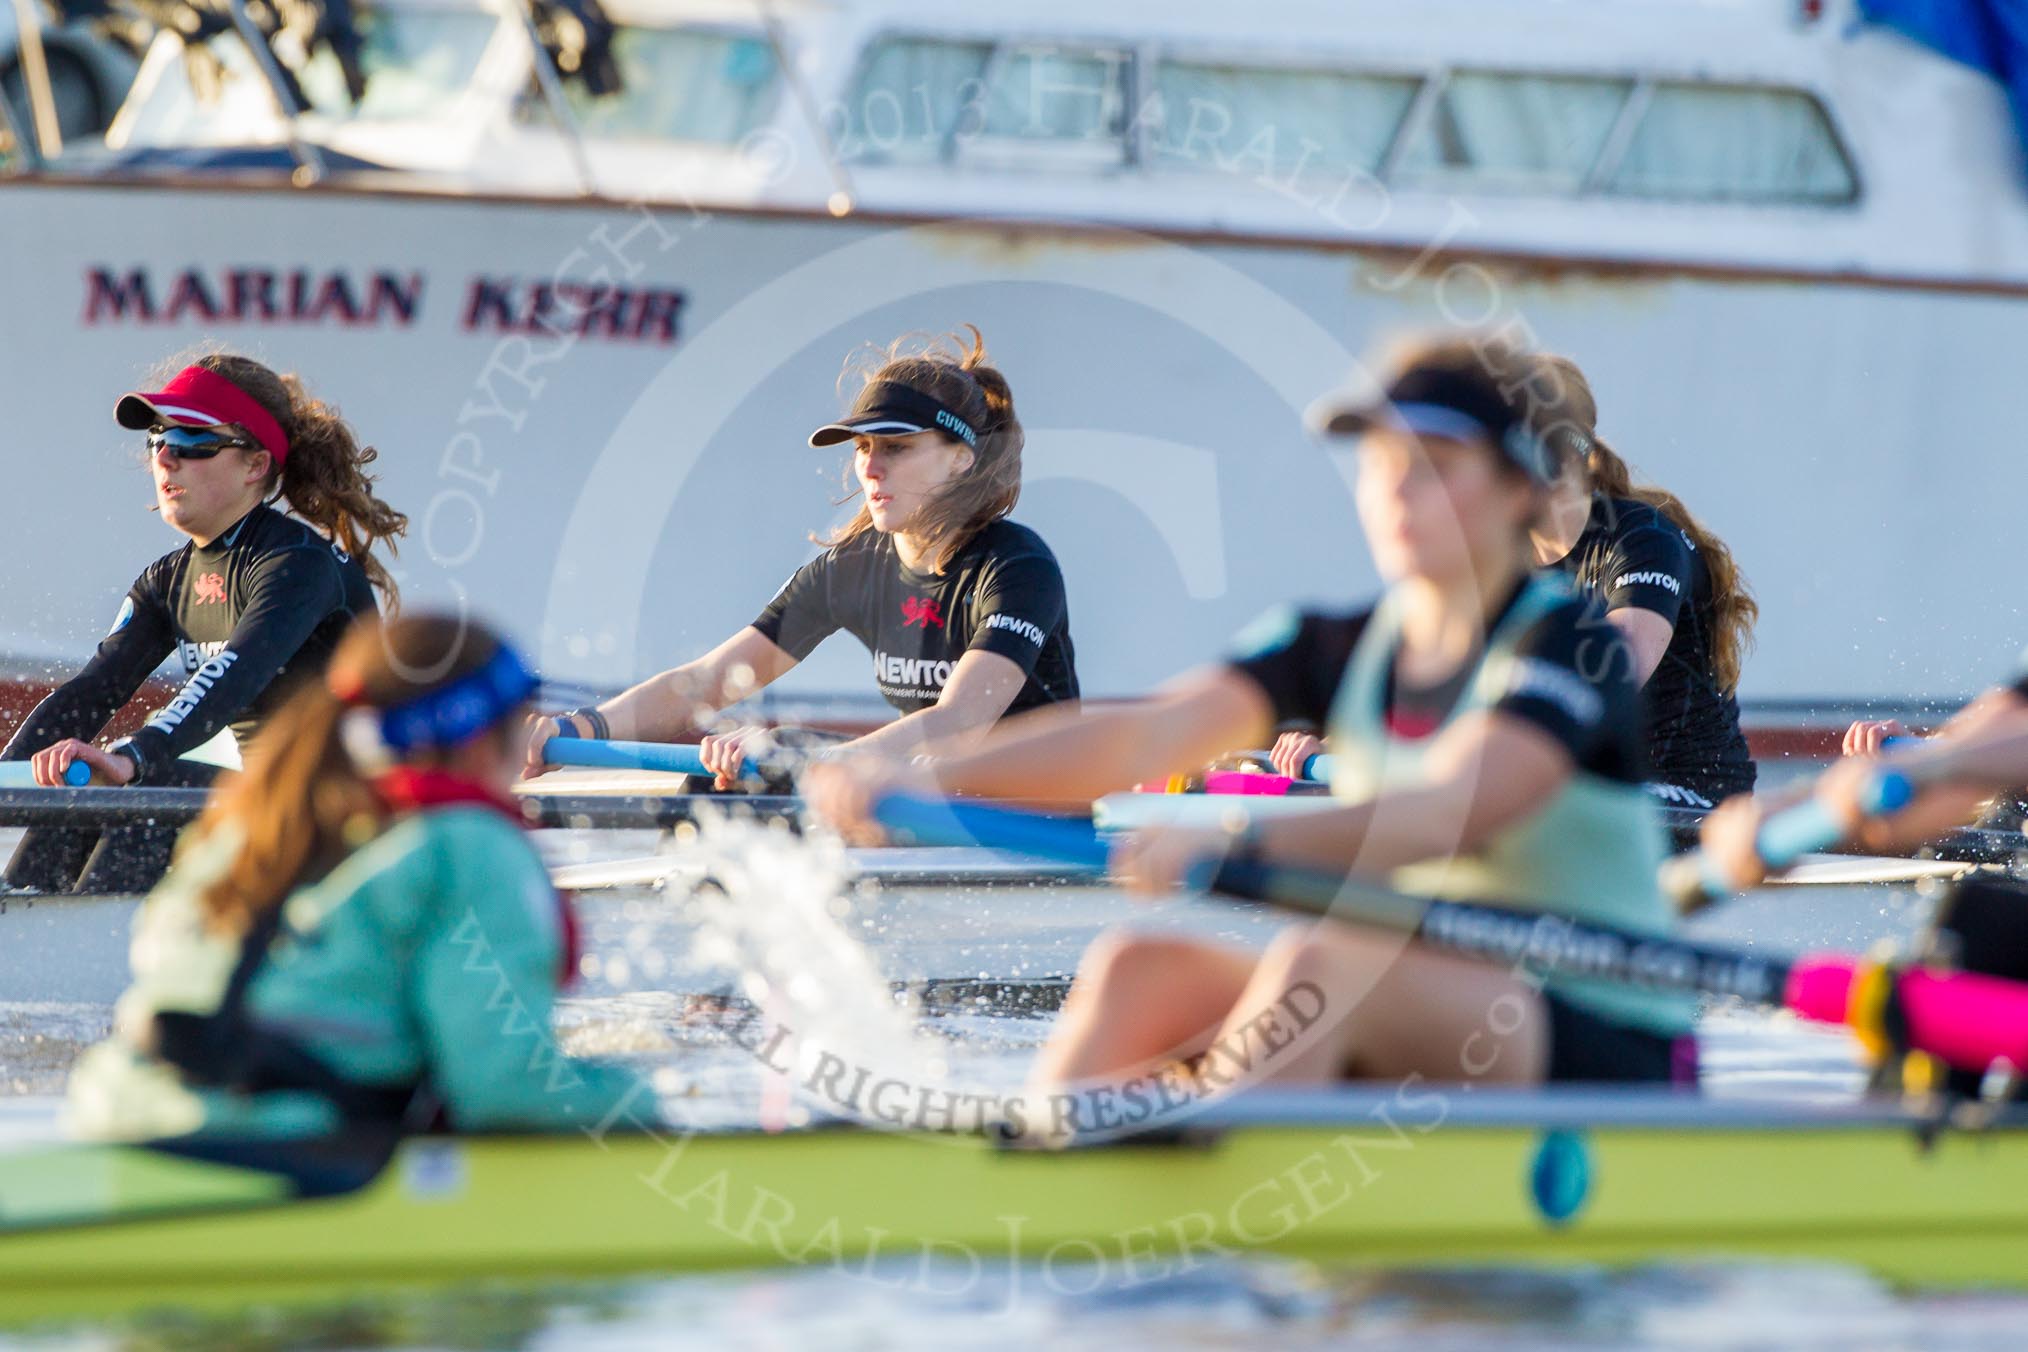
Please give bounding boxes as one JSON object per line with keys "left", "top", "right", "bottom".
{"left": 524, "top": 325, "right": 1078, "bottom": 787}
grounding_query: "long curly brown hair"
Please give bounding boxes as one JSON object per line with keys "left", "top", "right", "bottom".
{"left": 1528, "top": 353, "right": 1759, "bottom": 693}
{"left": 819, "top": 325, "right": 1023, "bottom": 573}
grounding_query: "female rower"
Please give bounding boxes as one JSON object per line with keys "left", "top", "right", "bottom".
{"left": 65, "top": 613, "right": 648, "bottom": 1141}
{"left": 1270, "top": 353, "right": 1758, "bottom": 812}
{"left": 1, "top": 355, "right": 405, "bottom": 892}
{"left": 1526, "top": 354, "right": 1757, "bottom": 810}
{"left": 524, "top": 326, "right": 1078, "bottom": 784}
{"left": 810, "top": 336, "right": 1696, "bottom": 1094}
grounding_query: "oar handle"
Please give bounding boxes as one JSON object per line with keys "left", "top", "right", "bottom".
{"left": 1761, "top": 768, "right": 1916, "bottom": 866}
{"left": 1302, "top": 753, "right": 1332, "bottom": 782}
{"left": 1200, "top": 769, "right": 1298, "bottom": 797}
{"left": 1788, "top": 956, "right": 2028, "bottom": 1077}
{"left": 542, "top": 737, "right": 733, "bottom": 779}
{"left": 1669, "top": 768, "right": 1917, "bottom": 909}
{"left": 0, "top": 760, "right": 93, "bottom": 788}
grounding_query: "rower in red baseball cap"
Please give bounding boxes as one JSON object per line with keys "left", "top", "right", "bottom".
{"left": 0, "top": 354, "right": 408, "bottom": 894}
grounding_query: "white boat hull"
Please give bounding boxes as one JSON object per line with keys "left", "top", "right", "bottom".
{"left": 2, "top": 180, "right": 2022, "bottom": 722}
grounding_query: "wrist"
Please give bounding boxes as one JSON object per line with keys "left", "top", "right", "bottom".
{"left": 104, "top": 737, "right": 144, "bottom": 785}
{"left": 563, "top": 706, "right": 610, "bottom": 741}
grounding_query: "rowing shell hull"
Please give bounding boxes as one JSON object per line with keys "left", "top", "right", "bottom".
{"left": 1, "top": 1092, "right": 2025, "bottom": 1320}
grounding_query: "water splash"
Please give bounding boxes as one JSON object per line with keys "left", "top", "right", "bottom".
{"left": 656, "top": 810, "right": 951, "bottom": 1130}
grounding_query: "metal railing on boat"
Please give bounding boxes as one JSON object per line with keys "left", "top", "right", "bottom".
{"left": 0, "top": 790, "right": 2018, "bottom": 863}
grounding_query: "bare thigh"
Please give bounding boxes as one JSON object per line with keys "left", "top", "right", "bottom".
{"left": 1201, "top": 925, "right": 1550, "bottom": 1087}
{"left": 1029, "top": 930, "right": 1265, "bottom": 1089}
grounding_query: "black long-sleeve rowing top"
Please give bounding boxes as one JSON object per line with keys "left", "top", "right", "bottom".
{"left": 1, "top": 505, "right": 377, "bottom": 782}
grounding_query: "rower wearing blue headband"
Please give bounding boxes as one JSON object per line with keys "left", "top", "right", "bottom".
{"left": 67, "top": 613, "right": 649, "bottom": 1142}
{"left": 524, "top": 325, "right": 1079, "bottom": 786}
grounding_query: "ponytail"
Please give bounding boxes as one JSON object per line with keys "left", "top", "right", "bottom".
{"left": 190, "top": 679, "right": 369, "bottom": 936}
{"left": 190, "top": 613, "right": 507, "bottom": 935}
{"left": 820, "top": 324, "right": 1024, "bottom": 573}
{"left": 194, "top": 354, "right": 409, "bottom": 606}
{"left": 1526, "top": 354, "right": 1759, "bottom": 694}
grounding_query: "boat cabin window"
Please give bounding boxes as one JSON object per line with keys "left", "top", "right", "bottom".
{"left": 548, "top": 28, "right": 778, "bottom": 142}
{"left": 974, "top": 45, "right": 1130, "bottom": 159}
{"left": 837, "top": 36, "right": 992, "bottom": 164}
{"left": 302, "top": 8, "right": 498, "bottom": 121}
{"left": 843, "top": 37, "right": 1130, "bottom": 169}
{"left": 115, "top": 7, "right": 495, "bottom": 144}
{"left": 1149, "top": 61, "right": 1419, "bottom": 181}
{"left": 1605, "top": 82, "right": 1856, "bottom": 204}
{"left": 1397, "top": 71, "right": 1634, "bottom": 194}
{"left": 836, "top": 40, "right": 1859, "bottom": 209}
{"left": 114, "top": 33, "right": 276, "bottom": 145}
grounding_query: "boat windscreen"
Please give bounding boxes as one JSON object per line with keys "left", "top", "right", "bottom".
{"left": 115, "top": 7, "right": 498, "bottom": 146}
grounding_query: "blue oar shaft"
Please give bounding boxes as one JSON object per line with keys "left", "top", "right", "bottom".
{"left": 870, "top": 791, "right": 2028, "bottom": 1078}
{"left": 1753, "top": 769, "right": 1915, "bottom": 868}
{"left": 875, "top": 795, "right": 1112, "bottom": 871}
{"left": 867, "top": 792, "right": 1770, "bottom": 996}
{"left": 1675, "top": 767, "right": 1917, "bottom": 907}
{"left": 542, "top": 738, "right": 732, "bottom": 778}
{"left": 1301, "top": 753, "right": 1333, "bottom": 783}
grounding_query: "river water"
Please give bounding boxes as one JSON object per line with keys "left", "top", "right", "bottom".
{"left": 1, "top": 810, "right": 2023, "bottom": 1351}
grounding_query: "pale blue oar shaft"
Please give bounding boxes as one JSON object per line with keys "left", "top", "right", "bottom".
{"left": 0, "top": 760, "right": 92, "bottom": 788}
{"left": 542, "top": 738, "right": 742, "bottom": 779}
{"left": 1678, "top": 767, "right": 1917, "bottom": 906}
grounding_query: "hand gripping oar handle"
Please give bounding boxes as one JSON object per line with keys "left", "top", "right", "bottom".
{"left": 1762, "top": 769, "right": 1917, "bottom": 863}
{"left": 0, "top": 760, "right": 94, "bottom": 788}
{"left": 542, "top": 738, "right": 743, "bottom": 779}
{"left": 869, "top": 792, "right": 2028, "bottom": 1077}
{"left": 1667, "top": 767, "right": 1917, "bottom": 910}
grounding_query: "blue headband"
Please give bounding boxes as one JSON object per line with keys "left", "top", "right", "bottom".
{"left": 377, "top": 644, "right": 540, "bottom": 753}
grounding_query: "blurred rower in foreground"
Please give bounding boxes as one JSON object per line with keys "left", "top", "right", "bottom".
{"left": 1271, "top": 352, "right": 1758, "bottom": 813}
{"left": 66, "top": 613, "right": 648, "bottom": 1142}
{"left": 812, "top": 334, "right": 1697, "bottom": 1092}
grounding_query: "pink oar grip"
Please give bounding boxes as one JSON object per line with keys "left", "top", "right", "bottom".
{"left": 1787, "top": 957, "right": 2028, "bottom": 1073}
{"left": 1783, "top": 958, "right": 1858, "bottom": 1026}
{"left": 1201, "top": 770, "right": 1296, "bottom": 797}
{"left": 1899, "top": 967, "right": 2028, "bottom": 1072}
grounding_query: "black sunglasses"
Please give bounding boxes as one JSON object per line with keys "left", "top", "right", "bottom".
{"left": 147, "top": 425, "right": 254, "bottom": 460}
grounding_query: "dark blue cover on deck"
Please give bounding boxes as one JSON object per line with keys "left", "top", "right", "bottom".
{"left": 1862, "top": 0, "right": 2028, "bottom": 181}
{"left": 101, "top": 145, "right": 387, "bottom": 174}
